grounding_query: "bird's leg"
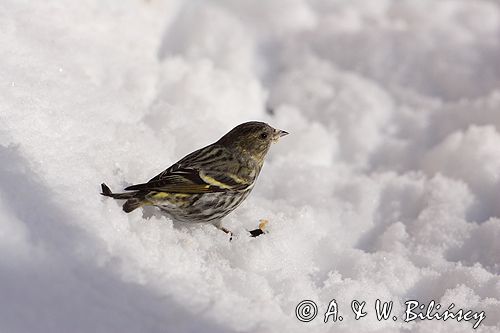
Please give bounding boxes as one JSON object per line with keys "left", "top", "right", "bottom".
{"left": 249, "top": 219, "right": 268, "bottom": 237}
{"left": 217, "top": 226, "right": 233, "bottom": 241}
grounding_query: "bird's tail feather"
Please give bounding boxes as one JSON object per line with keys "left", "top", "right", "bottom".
{"left": 101, "top": 183, "right": 147, "bottom": 213}
{"left": 100, "top": 183, "right": 136, "bottom": 199}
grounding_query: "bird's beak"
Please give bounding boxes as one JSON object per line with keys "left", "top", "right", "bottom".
{"left": 273, "top": 129, "right": 289, "bottom": 142}
{"left": 279, "top": 130, "right": 289, "bottom": 137}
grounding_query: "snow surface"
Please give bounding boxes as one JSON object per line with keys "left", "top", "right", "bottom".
{"left": 1, "top": 0, "right": 500, "bottom": 332}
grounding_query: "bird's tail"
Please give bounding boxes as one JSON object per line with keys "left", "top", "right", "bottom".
{"left": 100, "top": 183, "right": 147, "bottom": 213}
{"left": 100, "top": 183, "right": 136, "bottom": 199}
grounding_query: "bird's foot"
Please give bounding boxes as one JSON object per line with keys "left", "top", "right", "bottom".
{"left": 249, "top": 219, "right": 268, "bottom": 238}
{"left": 219, "top": 226, "right": 234, "bottom": 241}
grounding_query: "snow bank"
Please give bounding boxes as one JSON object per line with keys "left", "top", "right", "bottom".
{"left": 1, "top": 0, "right": 499, "bottom": 332}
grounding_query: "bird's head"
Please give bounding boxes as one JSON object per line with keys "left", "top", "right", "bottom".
{"left": 217, "top": 121, "right": 288, "bottom": 163}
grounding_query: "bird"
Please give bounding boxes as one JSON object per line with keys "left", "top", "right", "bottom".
{"left": 101, "top": 121, "right": 288, "bottom": 237}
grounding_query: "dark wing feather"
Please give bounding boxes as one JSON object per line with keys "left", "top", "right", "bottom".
{"left": 124, "top": 168, "right": 223, "bottom": 193}
{"left": 124, "top": 144, "right": 253, "bottom": 194}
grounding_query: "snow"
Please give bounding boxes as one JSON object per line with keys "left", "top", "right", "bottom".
{"left": 1, "top": 0, "right": 500, "bottom": 332}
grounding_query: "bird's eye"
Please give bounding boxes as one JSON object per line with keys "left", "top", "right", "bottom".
{"left": 260, "top": 132, "right": 268, "bottom": 140}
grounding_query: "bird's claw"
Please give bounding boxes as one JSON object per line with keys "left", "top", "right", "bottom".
{"left": 220, "top": 226, "right": 233, "bottom": 241}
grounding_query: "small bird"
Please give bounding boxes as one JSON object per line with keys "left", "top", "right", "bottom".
{"left": 101, "top": 121, "right": 288, "bottom": 237}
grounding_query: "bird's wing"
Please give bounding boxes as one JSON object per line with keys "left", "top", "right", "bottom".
{"left": 124, "top": 167, "right": 250, "bottom": 193}
{"left": 124, "top": 145, "right": 252, "bottom": 193}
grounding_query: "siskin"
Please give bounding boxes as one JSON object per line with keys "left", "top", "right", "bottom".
{"left": 101, "top": 121, "right": 288, "bottom": 237}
